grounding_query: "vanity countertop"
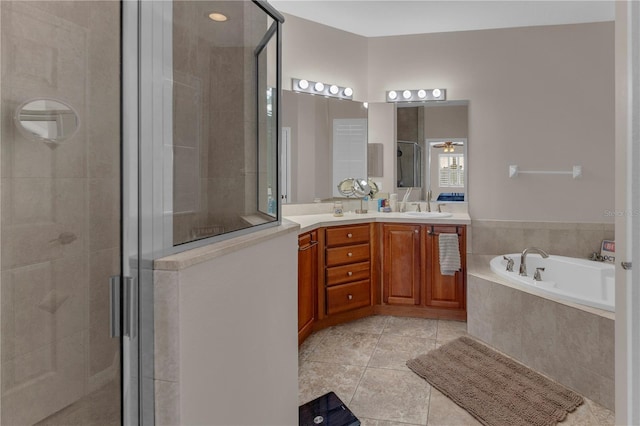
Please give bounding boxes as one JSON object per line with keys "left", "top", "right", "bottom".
{"left": 285, "top": 211, "right": 471, "bottom": 233}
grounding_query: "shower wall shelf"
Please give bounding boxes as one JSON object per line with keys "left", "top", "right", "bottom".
{"left": 508, "top": 165, "right": 582, "bottom": 179}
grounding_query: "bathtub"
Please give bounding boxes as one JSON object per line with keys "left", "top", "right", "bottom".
{"left": 489, "top": 253, "right": 615, "bottom": 312}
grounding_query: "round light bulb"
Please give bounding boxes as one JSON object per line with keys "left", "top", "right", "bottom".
{"left": 329, "top": 85, "right": 339, "bottom": 95}
{"left": 388, "top": 90, "right": 397, "bottom": 100}
{"left": 432, "top": 88, "right": 442, "bottom": 98}
{"left": 298, "top": 79, "right": 309, "bottom": 90}
{"left": 208, "top": 12, "right": 228, "bottom": 22}
{"left": 417, "top": 89, "right": 427, "bottom": 99}
{"left": 402, "top": 90, "right": 412, "bottom": 99}
{"left": 314, "top": 82, "right": 325, "bottom": 92}
{"left": 343, "top": 87, "right": 353, "bottom": 97}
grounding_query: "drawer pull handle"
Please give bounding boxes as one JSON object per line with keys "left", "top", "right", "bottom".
{"left": 414, "top": 230, "right": 419, "bottom": 234}
{"left": 347, "top": 233, "right": 353, "bottom": 238}
{"left": 347, "top": 252, "right": 353, "bottom": 257}
{"left": 347, "top": 294, "right": 353, "bottom": 300}
{"left": 347, "top": 271, "right": 353, "bottom": 276}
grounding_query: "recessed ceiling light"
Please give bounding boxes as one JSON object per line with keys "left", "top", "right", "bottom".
{"left": 208, "top": 12, "right": 228, "bottom": 22}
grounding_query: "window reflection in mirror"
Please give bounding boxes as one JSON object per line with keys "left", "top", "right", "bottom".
{"left": 396, "top": 101, "right": 468, "bottom": 202}
{"left": 281, "top": 90, "right": 368, "bottom": 204}
{"left": 171, "top": 1, "right": 280, "bottom": 246}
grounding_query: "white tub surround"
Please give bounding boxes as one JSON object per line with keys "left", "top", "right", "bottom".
{"left": 153, "top": 222, "right": 300, "bottom": 426}
{"left": 468, "top": 254, "right": 614, "bottom": 410}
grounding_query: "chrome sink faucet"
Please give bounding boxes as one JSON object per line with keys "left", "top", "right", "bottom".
{"left": 426, "top": 189, "right": 432, "bottom": 212}
{"left": 519, "top": 247, "right": 549, "bottom": 276}
{"left": 411, "top": 202, "right": 421, "bottom": 212}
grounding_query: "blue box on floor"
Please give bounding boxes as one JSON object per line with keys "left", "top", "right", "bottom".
{"left": 299, "top": 392, "right": 360, "bottom": 426}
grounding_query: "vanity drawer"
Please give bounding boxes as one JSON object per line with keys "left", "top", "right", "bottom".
{"left": 326, "top": 280, "right": 371, "bottom": 315}
{"left": 326, "top": 244, "right": 370, "bottom": 267}
{"left": 326, "top": 261, "right": 370, "bottom": 287}
{"left": 325, "top": 225, "right": 370, "bottom": 247}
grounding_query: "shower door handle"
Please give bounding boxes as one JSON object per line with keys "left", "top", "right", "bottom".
{"left": 122, "top": 276, "right": 137, "bottom": 339}
{"left": 109, "top": 276, "right": 121, "bottom": 338}
{"left": 109, "top": 275, "right": 137, "bottom": 338}
{"left": 622, "top": 262, "right": 632, "bottom": 270}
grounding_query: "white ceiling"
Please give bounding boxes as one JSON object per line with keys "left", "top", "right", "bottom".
{"left": 269, "top": 1, "right": 615, "bottom": 38}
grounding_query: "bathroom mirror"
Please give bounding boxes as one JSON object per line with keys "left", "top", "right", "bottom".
{"left": 281, "top": 90, "right": 368, "bottom": 203}
{"left": 396, "top": 101, "right": 468, "bottom": 202}
{"left": 14, "top": 98, "right": 79, "bottom": 145}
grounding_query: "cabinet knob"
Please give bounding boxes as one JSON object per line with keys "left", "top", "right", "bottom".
{"left": 414, "top": 230, "right": 419, "bottom": 233}
{"left": 347, "top": 252, "right": 353, "bottom": 257}
{"left": 347, "top": 271, "right": 353, "bottom": 276}
{"left": 347, "top": 233, "right": 353, "bottom": 238}
{"left": 347, "top": 294, "right": 353, "bottom": 300}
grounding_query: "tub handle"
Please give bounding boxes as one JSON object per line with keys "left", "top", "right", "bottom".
{"left": 503, "top": 256, "right": 514, "bottom": 272}
{"left": 622, "top": 261, "right": 632, "bottom": 270}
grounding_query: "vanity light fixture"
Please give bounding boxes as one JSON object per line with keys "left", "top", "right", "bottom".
{"left": 385, "top": 88, "right": 446, "bottom": 103}
{"left": 292, "top": 78, "right": 353, "bottom": 100}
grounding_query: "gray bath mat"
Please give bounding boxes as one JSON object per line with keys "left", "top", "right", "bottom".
{"left": 407, "top": 336, "right": 583, "bottom": 426}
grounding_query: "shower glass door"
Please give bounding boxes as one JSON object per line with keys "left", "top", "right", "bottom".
{"left": 0, "top": 1, "right": 132, "bottom": 424}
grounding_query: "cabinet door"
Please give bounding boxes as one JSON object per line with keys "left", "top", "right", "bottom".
{"left": 382, "top": 224, "right": 422, "bottom": 305}
{"left": 425, "top": 225, "right": 466, "bottom": 309}
{"left": 298, "top": 231, "right": 318, "bottom": 343}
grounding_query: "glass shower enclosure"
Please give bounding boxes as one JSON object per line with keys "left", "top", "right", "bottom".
{"left": 1, "top": 0, "right": 282, "bottom": 424}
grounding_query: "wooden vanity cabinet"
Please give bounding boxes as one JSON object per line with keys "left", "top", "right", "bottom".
{"left": 298, "top": 230, "right": 318, "bottom": 344}
{"left": 382, "top": 223, "right": 422, "bottom": 305}
{"left": 379, "top": 223, "right": 466, "bottom": 319}
{"left": 324, "top": 224, "right": 372, "bottom": 316}
{"left": 425, "top": 225, "right": 466, "bottom": 310}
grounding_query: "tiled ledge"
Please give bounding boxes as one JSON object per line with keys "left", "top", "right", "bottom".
{"left": 471, "top": 220, "right": 614, "bottom": 258}
{"left": 467, "top": 254, "right": 614, "bottom": 320}
{"left": 154, "top": 221, "right": 300, "bottom": 271}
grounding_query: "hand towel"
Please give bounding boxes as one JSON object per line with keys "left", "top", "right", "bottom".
{"left": 439, "top": 233, "right": 461, "bottom": 276}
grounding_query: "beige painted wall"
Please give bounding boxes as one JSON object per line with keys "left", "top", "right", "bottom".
{"left": 282, "top": 14, "right": 368, "bottom": 101}
{"left": 282, "top": 16, "right": 615, "bottom": 222}
{"left": 174, "top": 229, "right": 299, "bottom": 425}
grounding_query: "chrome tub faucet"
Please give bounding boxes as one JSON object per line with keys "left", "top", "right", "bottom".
{"left": 519, "top": 247, "right": 549, "bottom": 276}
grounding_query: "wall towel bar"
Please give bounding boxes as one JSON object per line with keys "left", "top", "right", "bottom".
{"left": 509, "top": 165, "right": 582, "bottom": 179}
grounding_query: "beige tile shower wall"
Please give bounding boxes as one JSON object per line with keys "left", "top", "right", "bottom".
{"left": 0, "top": 1, "right": 121, "bottom": 424}
{"left": 471, "top": 220, "right": 614, "bottom": 258}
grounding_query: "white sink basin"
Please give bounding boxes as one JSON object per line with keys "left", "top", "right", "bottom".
{"left": 402, "top": 211, "right": 453, "bottom": 218}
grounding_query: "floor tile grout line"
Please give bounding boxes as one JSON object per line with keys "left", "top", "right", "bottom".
{"left": 347, "top": 316, "right": 389, "bottom": 410}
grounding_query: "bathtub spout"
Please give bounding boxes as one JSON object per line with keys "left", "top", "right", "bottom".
{"left": 519, "top": 247, "right": 550, "bottom": 277}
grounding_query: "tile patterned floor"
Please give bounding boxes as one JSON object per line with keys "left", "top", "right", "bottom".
{"left": 299, "top": 315, "right": 615, "bottom": 426}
